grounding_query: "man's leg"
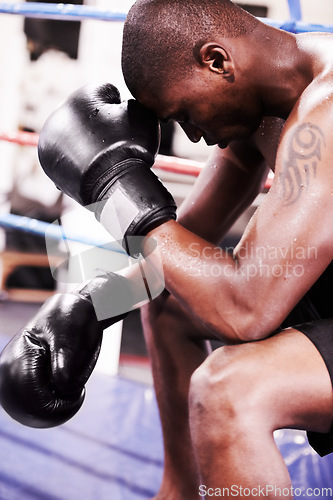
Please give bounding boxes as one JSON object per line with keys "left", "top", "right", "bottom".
{"left": 189, "top": 328, "right": 333, "bottom": 499}
{"left": 141, "top": 292, "right": 214, "bottom": 500}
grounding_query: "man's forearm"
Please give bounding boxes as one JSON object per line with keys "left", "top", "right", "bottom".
{"left": 144, "top": 220, "right": 257, "bottom": 342}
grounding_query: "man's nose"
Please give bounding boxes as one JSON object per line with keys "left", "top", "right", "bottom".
{"left": 180, "top": 123, "right": 203, "bottom": 143}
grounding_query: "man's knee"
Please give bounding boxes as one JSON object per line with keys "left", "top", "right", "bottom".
{"left": 141, "top": 292, "right": 209, "bottom": 347}
{"left": 141, "top": 289, "right": 170, "bottom": 322}
{"left": 140, "top": 291, "right": 171, "bottom": 340}
{"left": 189, "top": 344, "right": 267, "bottom": 442}
{"left": 189, "top": 346, "right": 244, "bottom": 417}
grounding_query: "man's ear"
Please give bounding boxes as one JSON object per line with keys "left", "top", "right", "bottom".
{"left": 197, "top": 42, "right": 234, "bottom": 80}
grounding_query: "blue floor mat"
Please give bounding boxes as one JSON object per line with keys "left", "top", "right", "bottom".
{"left": 1, "top": 333, "right": 333, "bottom": 499}
{"left": 0, "top": 372, "right": 163, "bottom": 500}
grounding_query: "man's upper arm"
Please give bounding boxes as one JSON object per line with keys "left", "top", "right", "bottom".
{"left": 178, "top": 140, "right": 269, "bottom": 244}
{"left": 232, "top": 110, "right": 333, "bottom": 332}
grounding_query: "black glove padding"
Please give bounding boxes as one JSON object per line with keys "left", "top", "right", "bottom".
{"left": 38, "top": 82, "right": 177, "bottom": 255}
{"left": 0, "top": 272, "right": 133, "bottom": 428}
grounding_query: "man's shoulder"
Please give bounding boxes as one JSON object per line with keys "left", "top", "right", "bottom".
{"left": 299, "top": 71, "right": 333, "bottom": 108}
{"left": 280, "top": 74, "right": 333, "bottom": 149}
{"left": 292, "top": 34, "right": 333, "bottom": 120}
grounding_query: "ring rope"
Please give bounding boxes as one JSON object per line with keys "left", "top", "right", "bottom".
{"left": 287, "top": 0, "right": 302, "bottom": 21}
{"left": 0, "top": 212, "right": 127, "bottom": 254}
{"left": 0, "top": 2, "right": 333, "bottom": 34}
{"left": 0, "top": 130, "right": 274, "bottom": 189}
{"left": 0, "top": 130, "right": 38, "bottom": 147}
{"left": 0, "top": 2, "right": 128, "bottom": 22}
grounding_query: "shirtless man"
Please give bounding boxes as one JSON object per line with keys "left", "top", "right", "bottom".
{"left": 1, "top": 1, "right": 332, "bottom": 498}
{"left": 120, "top": 0, "right": 333, "bottom": 498}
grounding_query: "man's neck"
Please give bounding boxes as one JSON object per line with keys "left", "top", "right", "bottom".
{"left": 250, "top": 26, "right": 313, "bottom": 119}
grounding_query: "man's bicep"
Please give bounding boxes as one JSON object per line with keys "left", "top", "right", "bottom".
{"left": 233, "top": 119, "right": 333, "bottom": 328}
{"left": 178, "top": 142, "right": 268, "bottom": 244}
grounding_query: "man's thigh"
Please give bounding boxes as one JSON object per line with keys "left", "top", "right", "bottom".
{"left": 203, "top": 328, "right": 333, "bottom": 437}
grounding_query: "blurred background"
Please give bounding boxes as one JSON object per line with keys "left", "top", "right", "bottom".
{"left": 0, "top": 0, "right": 332, "bottom": 383}
{"left": 1, "top": 0, "right": 333, "bottom": 297}
{"left": 0, "top": 2, "right": 333, "bottom": 498}
{"left": 1, "top": 0, "right": 332, "bottom": 373}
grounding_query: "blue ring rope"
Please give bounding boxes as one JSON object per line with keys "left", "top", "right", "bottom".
{"left": 0, "top": 213, "right": 126, "bottom": 254}
{"left": 259, "top": 18, "right": 333, "bottom": 34}
{"left": 0, "top": 2, "right": 128, "bottom": 22}
{"left": 0, "top": 2, "right": 332, "bottom": 33}
{"left": 287, "top": 0, "right": 302, "bottom": 21}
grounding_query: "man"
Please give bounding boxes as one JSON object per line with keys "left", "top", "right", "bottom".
{"left": 1, "top": 0, "right": 332, "bottom": 498}
{"left": 120, "top": 0, "right": 333, "bottom": 498}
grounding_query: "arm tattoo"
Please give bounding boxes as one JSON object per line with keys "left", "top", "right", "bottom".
{"left": 278, "top": 122, "right": 326, "bottom": 205}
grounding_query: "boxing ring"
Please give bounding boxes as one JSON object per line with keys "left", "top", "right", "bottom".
{"left": 0, "top": 1, "right": 333, "bottom": 499}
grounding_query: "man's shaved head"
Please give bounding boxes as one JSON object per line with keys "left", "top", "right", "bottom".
{"left": 122, "top": 0, "right": 259, "bottom": 99}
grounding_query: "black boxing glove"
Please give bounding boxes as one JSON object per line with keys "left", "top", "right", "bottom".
{"left": 0, "top": 272, "right": 133, "bottom": 428}
{"left": 38, "top": 82, "right": 177, "bottom": 255}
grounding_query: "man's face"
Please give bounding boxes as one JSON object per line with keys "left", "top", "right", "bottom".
{"left": 138, "top": 69, "right": 263, "bottom": 149}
